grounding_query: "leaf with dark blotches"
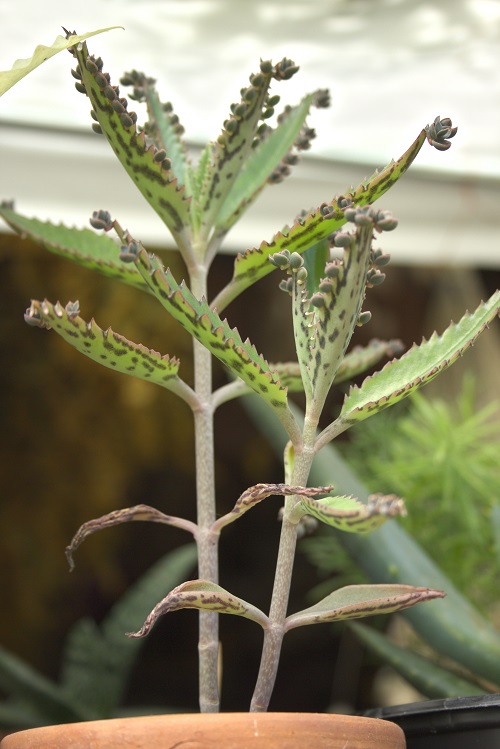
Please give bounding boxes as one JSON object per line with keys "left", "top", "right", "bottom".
{"left": 213, "top": 483, "right": 332, "bottom": 531}
{"left": 74, "top": 43, "right": 192, "bottom": 253}
{"left": 133, "top": 248, "right": 290, "bottom": 415}
{"left": 213, "top": 127, "right": 428, "bottom": 311}
{"left": 294, "top": 493, "right": 406, "bottom": 534}
{"left": 215, "top": 91, "right": 323, "bottom": 233}
{"left": 285, "top": 584, "right": 445, "bottom": 631}
{"left": 0, "top": 206, "right": 148, "bottom": 293}
{"left": 23, "top": 299, "right": 197, "bottom": 405}
{"left": 128, "top": 580, "right": 269, "bottom": 637}
{"left": 337, "top": 291, "right": 500, "bottom": 429}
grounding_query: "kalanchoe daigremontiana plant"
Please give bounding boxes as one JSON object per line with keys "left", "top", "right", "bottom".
{"left": 2, "top": 31, "right": 499, "bottom": 714}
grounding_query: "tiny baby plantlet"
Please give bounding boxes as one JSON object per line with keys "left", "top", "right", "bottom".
{"left": 1, "top": 30, "right": 499, "bottom": 716}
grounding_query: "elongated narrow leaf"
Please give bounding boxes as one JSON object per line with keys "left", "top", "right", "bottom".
{"left": 213, "top": 127, "right": 428, "bottom": 311}
{"left": 337, "top": 291, "right": 500, "bottom": 430}
{"left": 195, "top": 64, "right": 276, "bottom": 242}
{"left": 134, "top": 249, "right": 289, "bottom": 414}
{"left": 0, "top": 27, "right": 121, "bottom": 96}
{"left": 213, "top": 483, "right": 331, "bottom": 531}
{"left": 61, "top": 545, "right": 197, "bottom": 717}
{"left": 139, "top": 79, "right": 193, "bottom": 191}
{"left": 24, "top": 300, "right": 195, "bottom": 403}
{"left": 350, "top": 622, "right": 485, "bottom": 700}
{"left": 305, "top": 220, "right": 375, "bottom": 414}
{"left": 74, "top": 44, "right": 192, "bottom": 253}
{"left": 215, "top": 92, "right": 321, "bottom": 232}
{"left": 128, "top": 580, "right": 269, "bottom": 637}
{"left": 296, "top": 493, "right": 406, "bottom": 534}
{"left": 285, "top": 584, "right": 444, "bottom": 631}
{"left": 66, "top": 505, "right": 197, "bottom": 571}
{"left": 0, "top": 206, "right": 148, "bottom": 293}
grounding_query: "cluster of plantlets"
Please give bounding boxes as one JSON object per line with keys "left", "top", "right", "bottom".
{"left": 2, "top": 29, "right": 499, "bottom": 713}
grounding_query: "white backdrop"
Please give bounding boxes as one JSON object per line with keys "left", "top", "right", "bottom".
{"left": 1, "top": 0, "right": 500, "bottom": 264}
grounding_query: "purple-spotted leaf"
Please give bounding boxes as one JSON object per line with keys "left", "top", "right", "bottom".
{"left": 212, "top": 127, "right": 429, "bottom": 312}
{"left": 195, "top": 62, "right": 277, "bottom": 243}
{"left": 285, "top": 584, "right": 445, "bottom": 631}
{"left": 0, "top": 27, "right": 121, "bottom": 96}
{"left": 23, "top": 299, "right": 197, "bottom": 404}
{"left": 335, "top": 291, "right": 500, "bottom": 432}
{"left": 0, "top": 206, "right": 148, "bottom": 293}
{"left": 128, "top": 580, "right": 269, "bottom": 637}
{"left": 74, "top": 43, "right": 192, "bottom": 256}
{"left": 213, "top": 483, "right": 332, "bottom": 531}
{"left": 133, "top": 249, "right": 291, "bottom": 418}
{"left": 215, "top": 91, "right": 325, "bottom": 233}
{"left": 295, "top": 493, "right": 406, "bottom": 534}
{"left": 66, "top": 505, "right": 197, "bottom": 571}
{"left": 304, "top": 218, "right": 376, "bottom": 415}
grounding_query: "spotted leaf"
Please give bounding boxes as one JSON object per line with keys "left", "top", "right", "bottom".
{"left": 128, "top": 580, "right": 269, "bottom": 637}
{"left": 23, "top": 299, "right": 196, "bottom": 404}
{"left": 0, "top": 206, "right": 148, "bottom": 293}
{"left": 294, "top": 494, "right": 406, "bottom": 533}
{"left": 133, "top": 248, "right": 289, "bottom": 414}
{"left": 285, "top": 584, "right": 445, "bottom": 631}
{"left": 73, "top": 43, "right": 192, "bottom": 255}
{"left": 213, "top": 127, "right": 428, "bottom": 312}
{"left": 336, "top": 291, "right": 500, "bottom": 431}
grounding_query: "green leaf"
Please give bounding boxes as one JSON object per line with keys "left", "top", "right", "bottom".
{"left": 285, "top": 584, "right": 445, "bottom": 631}
{"left": 350, "top": 622, "right": 485, "bottom": 700}
{"left": 195, "top": 66, "right": 275, "bottom": 243}
{"left": 74, "top": 44, "right": 192, "bottom": 254}
{"left": 61, "top": 545, "right": 197, "bottom": 717}
{"left": 337, "top": 291, "right": 500, "bottom": 430}
{"left": 141, "top": 83, "right": 193, "bottom": 192}
{"left": 133, "top": 249, "right": 289, "bottom": 414}
{"left": 215, "top": 92, "right": 319, "bottom": 232}
{"left": 212, "top": 127, "right": 428, "bottom": 311}
{"left": 305, "top": 221, "right": 375, "bottom": 415}
{"left": 296, "top": 493, "right": 406, "bottom": 534}
{"left": 129, "top": 580, "right": 269, "bottom": 637}
{"left": 334, "top": 340, "right": 404, "bottom": 386}
{"left": 0, "top": 27, "right": 122, "bottom": 96}
{"left": 0, "top": 207, "right": 148, "bottom": 293}
{"left": 301, "top": 238, "right": 331, "bottom": 298}
{"left": 24, "top": 299, "right": 194, "bottom": 401}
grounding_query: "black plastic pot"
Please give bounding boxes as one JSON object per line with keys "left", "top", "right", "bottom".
{"left": 367, "top": 694, "right": 500, "bottom": 748}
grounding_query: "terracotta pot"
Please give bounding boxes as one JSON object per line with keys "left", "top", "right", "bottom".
{"left": 0, "top": 712, "right": 405, "bottom": 748}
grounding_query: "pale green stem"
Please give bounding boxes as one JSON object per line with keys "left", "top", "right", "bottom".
{"left": 249, "top": 440, "right": 316, "bottom": 712}
{"left": 190, "top": 265, "right": 220, "bottom": 713}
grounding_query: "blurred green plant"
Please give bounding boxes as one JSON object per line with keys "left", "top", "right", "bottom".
{"left": 0, "top": 545, "right": 196, "bottom": 731}
{"left": 338, "top": 376, "right": 500, "bottom": 609}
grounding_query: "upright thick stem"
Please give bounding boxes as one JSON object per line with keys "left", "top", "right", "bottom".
{"left": 250, "top": 443, "right": 315, "bottom": 712}
{"left": 191, "top": 267, "right": 220, "bottom": 713}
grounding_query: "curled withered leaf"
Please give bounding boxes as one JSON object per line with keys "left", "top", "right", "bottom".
{"left": 66, "top": 505, "right": 198, "bottom": 571}
{"left": 127, "top": 580, "right": 270, "bottom": 637}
